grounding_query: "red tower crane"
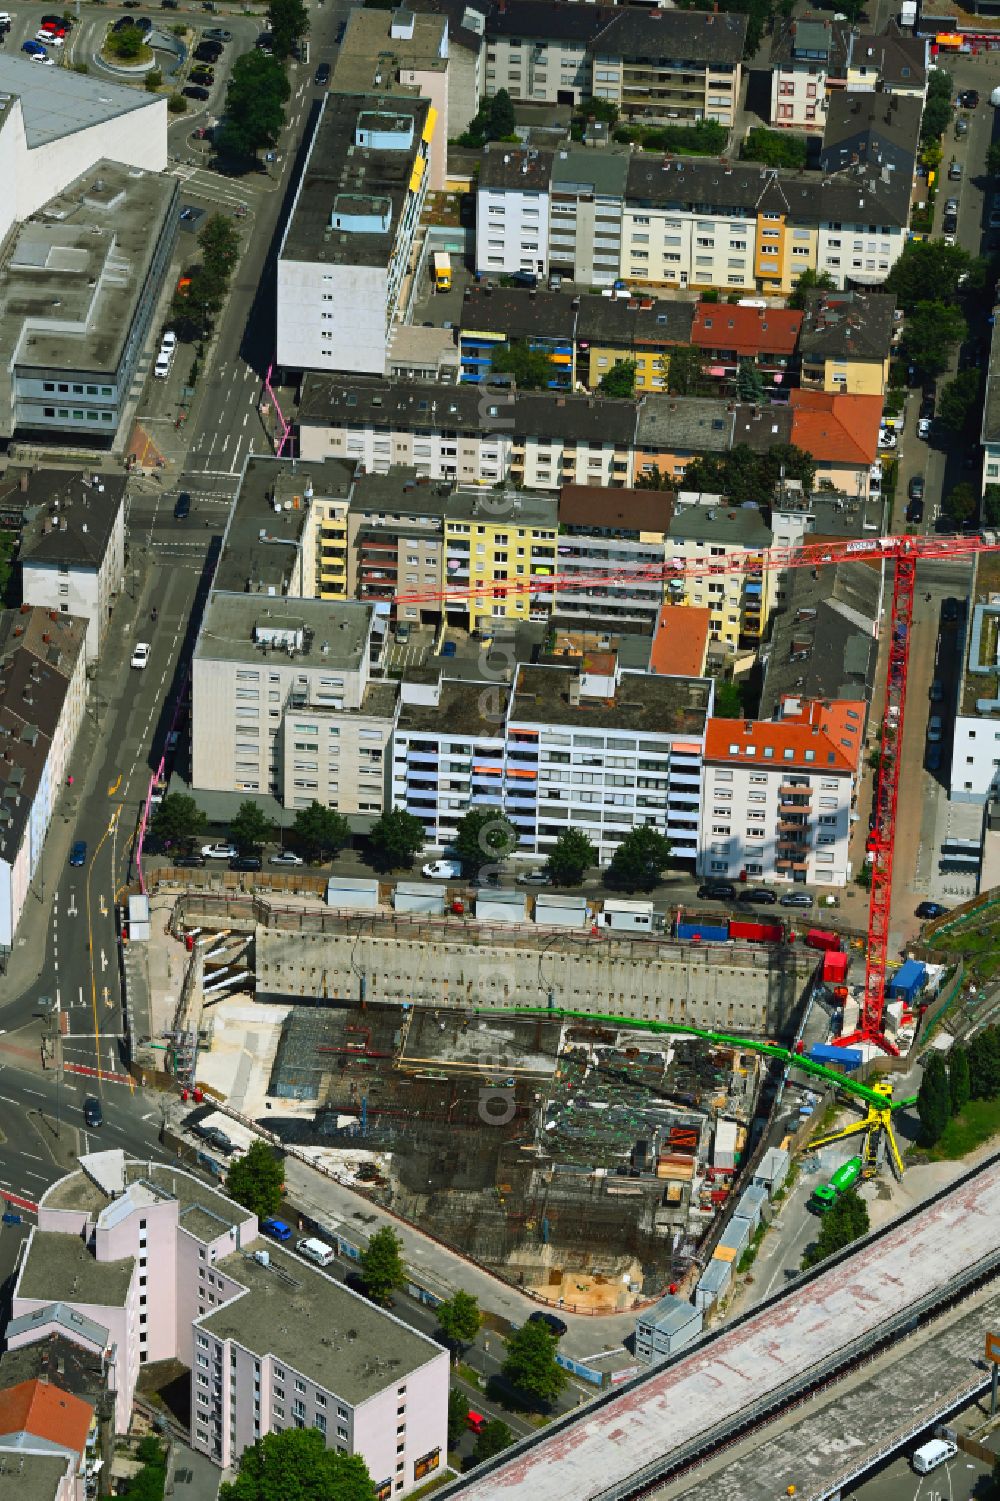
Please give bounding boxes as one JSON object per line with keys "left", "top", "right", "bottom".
{"left": 396, "top": 529, "right": 1000, "bottom": 1056}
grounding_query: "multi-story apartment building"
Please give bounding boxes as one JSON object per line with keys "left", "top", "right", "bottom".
{"left": 589, "top": 9, "right": 746, "bottom": 128}
{"left": 633, "top": 395, "right": 737, "bottom": 486}
{"left": 788, "top": 389, "right": 882, "bottom": 496}
{"left": 690, "top": 302, "right": 802, "bottom": 391}
{"left": 347, "top": 469, "right": 451, "bottom": 624}
{"left": 0, "top": 608, "right": 86, "bottom": 952}
{"left": 458, "top": 287, "right": 576, "bottom": 387}
{"left": 443, "top": 488, "right": 558, "bottom": 632}
{"left": 819, "top": 90, "right": 921, "bottom": 181}
{"left": 484, "top": 0, "right": 603, "bottom": 106}
{"left": 277, "top": 94, "right": 434, "bottom": 376}
{"left": 298, "top": 377, "right": 640, "bottom": 491}
{"left": 665, "top": 503, "right": 774, "bottom": 650}
{"left": 191, "top": 595, "right": 396, "bottom": 813}
{"left": 392, "top": 655, "right": 712, "bottom": 863}
{"left": 554, "top": 483, "right": 674, "bottom": 632}
{"left": 17, "top": 471, "right": 126, "bottom": 661}
{"left": 14, "top": 1155, "right": 449, "bottom": 1493}
{"left": 982, "top": 309, "right": 1000, "bottom": 497}
{"left": 950, "top": 551, "right": 1000, "bottom": 805}
{"left": 845, "top": 28, "right": 927, "bottom": 98}
{"left": 575, "top": 295, "right": 694, "bottom": 393}
{"left": 797, "top": 288, "right": 895, "bottom": 395}
{"left": 769, "top": 15, "right": 848, "bottom": 133}
{"left": 476, "top": 145, "right": 553, "bottom": 278}
{"left": 759, "top": 560, "right": 881, "bottom": 718}
{"left": 620, "top": 156, "right": 910, "bottom": 295}
{"left": 548, "top": 148, "right": 629, "bottom": 288}
{"left": 698, "top": 695, "right": 864, "bottom": 886}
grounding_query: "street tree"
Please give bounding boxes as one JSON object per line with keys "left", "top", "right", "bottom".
{"left": 885, "top": 239, "right": 971, "bottom": 313}
{"left": 968, "top": 1024, "right": 1000, "bottom": 1099}
{"left": 436, "top": 1290, "right": 482, "bottom": 1350}
{"left": 268, "top": 0, "right": 309, "bottom": 60}
{"left": 545, "top": 828, "right": 596, "bottom": 887}
{"left": 502, "top": 1319, "right": 567, "bottom": 1405}
{"left": 937, "top": 369, "right": 983, "bottom": 435}
{"left": 488, "top": 88, "right": 516, "bottom": 139}
{"left": 226, "top": 1141, "right": 284, "bottom": 1218}
{"left": 220, "top": 1426, "right": 375, "bottom": 1501}
{"left": 598, "top": 360, "right": 636, "bottom": 398}
{"left": 943, "top": 482, "right": 978, "bottom": 525}
{"left": 606, "top": 826, "right": 674, "bottom": 892}
{"left": 291, "top": 801, "right": 350, "bottom": 863}
{"left": 491, "top": 342, "right": 554, "bottom": 390}
{"left": 801, "top": 1188, "right": 869, "bottom": 1269}
{"left": 231, "top": 799, "right": 274, "bottom": 853}
{"left": 473, "top": 1419, "right": 514, "bottom": 1462}
{"left": 900, "top": 300, "right": 966, "bottom": 377}
{"left": 199, "top": 213, "right": 241, "bottom": 278}
{"left": 218, "top": 51, "right": 290, "bottom": 159}
{"left": 360, "top": 1226, "right": 405, "bottom": 1305}
{"left": 917, "top": 1051, "right": 951, "bottom": 1147}
{"left": 948, "top": 1044, "right": 971, "bottom": 1116}
{"left": 107, "top": 24, "right": 144, "bottom": 60}
{"left": 152, "top": 793, "right": 206, "bottom": 850}
{"left": 447, "top": 1388, "right": 469, "bottom": 1448}
{"left": 984, "top": 485, "right": 1000, "bottom": 528}
{"left": 453, "top": 809, "right": 518, "bottom": 874}
{"left": 367, "top": 806, "right": 425, "bottom": 871}
{"left": 788, "top": 267, "right": 836, "bottom": 310}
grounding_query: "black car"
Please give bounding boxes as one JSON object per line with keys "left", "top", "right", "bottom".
{"left": 189, "top": 66, "right": 214, "bottom": 83}
{"left": 230, "top": 855, "right": 262, "bottom": 872}
{"left": 204, "top": 1127, "right": 234, "bottom": 1155}
{"left": 256, "top": 29, "right": 273, "bottom": 51}
{"left": 112, "top": 15, "right": 136, "bottom": 30}
{"left": 314, "top": 61, "right": 330, "bottom": 85}
{"left": 919, "top": 397, "right": 935, "bottom": 421}
{"left": 906, "top": 498, "right": 924, "bottom": 524}
{"left": 335, "top": 20, "right": 346, "bottom": 41}
{"left": 183, "top": 85, "right": 211, "bottom": 100}
{"left": 960, "top": 88, "right": 980, "bottom": 109}
{"left": 175, "top": 853, "right": 206, "bottom": 867}
{"left": 174, "top": 490, "right": 191, "bottom": 519}
{"left": 193, "top": 42, "right": 221, "bottom": 61}
{"left": 908, "top": 475, "right": 925, "bottom": 503}
{"left": 697, "top": 881, "right": 736, "bottom": 901}
{"left": 83, "top": 1097, "right": 103, "bottom": 1128}
{"left": 162, "top": 1, "right": 179, "bottom": 9}
{"left": 942, "top": 213, "right": 958, "bottom": 236}
{"left": 528, "top": 1311, "right": 568, "bottom": 1337}
{"left": 738, "top": 887, "right": 777, "bottom": 905}
{"left": 942, "top": 598, "right": 960, "bottom": 623}
{"left": 135, "top": 16, "right": 152, "bottom": 32}
{"left": 916, "top": 900, "right": 949, "bottom": 919}
{"left": 510, "top": 270, "right": 538, "bottom": 289}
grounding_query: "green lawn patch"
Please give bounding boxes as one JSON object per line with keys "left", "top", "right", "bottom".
{"left": 927, "top": 1094, "right": 1000, "bottom": 1159}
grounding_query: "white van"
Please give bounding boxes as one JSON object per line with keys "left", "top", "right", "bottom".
{"left": 421, "top": 859, "right": 462, "bottom": 880}
{"left": 154, "top": 352, "right": 172, "bottom": 379}
{"left": 912, "top": 1438, "right": 957, "bottom": 1474}
{"left": 296, "top": 1236, "right": 335, "bottom": 1267}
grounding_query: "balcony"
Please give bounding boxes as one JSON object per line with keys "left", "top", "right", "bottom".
{"left": 779, "top": 784, "right": 812, "bottom": 799}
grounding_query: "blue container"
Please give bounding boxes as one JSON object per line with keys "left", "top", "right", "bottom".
{"left": 888, "top": 959, "right": 926, "bottom": 1004}
{"left": 809, "top": 1043, "right": 864, "bottom": 1070}
{"left": 677, "top": 921, "right": 729, "bottom": 943}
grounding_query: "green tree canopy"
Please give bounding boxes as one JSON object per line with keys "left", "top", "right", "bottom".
{"left": 968, "top": 1024, "right": 1000, "bottom": 1099}
{"left": 106, "top": 24, "right": 145, "bottom": 59}
{"left": 713, "top": 680, "right": 745, "bottom": 718}
{"left": 219, "top": 51, "right": 290, "bottom": 158}
{"left": 268, "top": 0, "right": 309, "bottom": 59}
{"left": 199, "top": 213, "right": 241, "bottom": 277}
{"left": 984, "top": 485, "right": 1000, "bottom": 527}
{"left": 598, "top": 359, "right": 636, "bottom": 398}
{"left": 474, "top": 1419, "right": 514, "bottom": 1462}
{"left": 917, "top": 1052, "right": 951, "bottom": 1147}
{"left": 921, "top": 92, "right": 952, "bottom": 144}
{"left": 664, "top": 345, "right": 705, "bottom": 396}
{"left": 885, "top": 238, "right": 972, "bottom": 313}
{"left": 735, "top": 359, "right": 766, "bottom": 403}
{"left": 740, "top": 127, "right": 806, "bottom": 169}
{"left": 220, "top": 1426, "right": 375, "bottom": 1501}
{"left": 453, "top": 809, "right": 518, "bottom": 874}
{"left": 988, "top": 141, "right": 1000, "bottom": 177}
{"left": 168, "top": 91, "right": 188, "bottom": 114}
{"left": 226, "top": 1141, "right": 284, "bottom": 1218}
{"left": 491, "top": 342, "right": 554, "bottom": 390}
{"left": 231, "top": 799, "right": 275, "bottom": 852}
{"left": 368, "top": 806, "right": 425, "bottom": 871}
{"left": 938, "top": 368, "right": 983, "bottom": 435}
{"left": 948, "top": 1044, "right": 971, "bottom": 1116}
{"left": 788, "top": 267, "right": 837, "bottom": 311}
{"left": 802, "top": 1188, "right": 869, "bottom": 1268}
{"left": 436, "top": 1289, "right": 482, "bottom": 1349}
{"left": 545, "top": 828, "right": 596, "bottom": 887}
{"left": 606, "top": 825, "right": 673, "bottom": 892}
{"left": 682, "top": 443, "right": 815, "bottom": 507}
{"left": 360, "top": 1226, "right": 405, "bottom": 1305}
{"left": 152, "top": 793, "right": 206, "bottom": 850}
{"left": 291, "top": 801, "right": 350, "bottom": 863}
{"left": 488, "top": 88, "right": 516, "bottom": 139}
{"left": 943, "top": 482, "right": 977, "bottom": 525}
{"left": 899, "top": 300, "right": 966, "bottom": 377}
{"left": 502, "top": 1319, "right": 567, "bottom": 1405}
{"left": 448, "top": 1388, "right": 469, "bottom": 1448}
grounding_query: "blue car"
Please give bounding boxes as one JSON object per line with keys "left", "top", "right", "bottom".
{"left": 22, "top": 39, "right": 49, "bottom": 58}
{"left": 69, "top": 840, "right": 87, "bottom": 867}
{"left": 260, "top": 1217, "right": 292, "bottom": 1243}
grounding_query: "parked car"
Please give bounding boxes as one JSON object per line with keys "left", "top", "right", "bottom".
{"left": 516, "top": 869, "right": 550, "bottom": 886}
{"left": 917, "top": 417, "right": 931, "bottom": 439}
{"left": 193, "top": 42, "right": 221, "bottom": 60}
{"left": 441, "top": 640, "right": 457, "bottom": 657}
{"left": 956, "top": 116, "right": 969, "bottom": 137}
{"left": 960, "top": 89, "right": 979, "bottom": 109}
{"left": 528, "top": 1311, "right": 568, "bottom": 1337}
{"left": 944, "top": 198, "right": 959, "bottom": 217}
{"left": 314, "top": 61, "right": 330, "bottom": 84}
{"left": 189, "top": 66, "right": 215, "bottom": 83}
{"left": 927, "top": 715, "right": 943, "bottom": 743}
{"left": 202, "top": 25, "right": 231, "bottom": 39}
{"left": 908, "top": 475, "right": 925, "bottom": 503}
{"left": 422, "top": 859, "right": 462, "bottom": 879}
{"left": 255, "top": 29, "right": 273, "bottom": 52}
{"left": 916, "top": 900, "right": 948, "bottom": 919}
{"left": 930, "top": 679, "right": 943, "bottom": 702}
{"left": 942, "top": 597, "right": 960, "bottom": 623}
{"left": 260, "top": 1217, "right": 293, "bottom": 1243}
{"left": 697, "top": 881, "right": 736, "bottom": 901}
{"left": 230, "top": 855, "right": 261, "bottom": 872}
{"left": 131, "top": 642, "right": 151, "bottom": 669}
{"left": 926, "top": 744, "right": 943, "bottom": 772}
{"left": 335, "top": 19, "right": 346, "bottom": 41}
{"left": 203, "top": 1127, "right": 234, "bottom": 1155}
{"left": 906, "top": 498, "right": 924, "bottom": 524}
{"left": 877, "top": 428, "right": 896, "bottom": 450}
{"left": 269, "top": 851, "right": 304, "bottom": 866}
{"left": 948, "top": 159, "right": 964, "bottom": 181}
{"left": 737, "top": 887, "right": 778, "bottom": 905}
{"left": 21, "top": 41, "right": 54, "bottom": 61}
{"left": 174, "top": 853, "right": 206, "bottom": 868}
{"left": 83, "top": 1097, "right": 103, "bottom": 1128}
{"left": 779, "top": 891, "right": 814, "bottom": 908}
{"left": 394, "top": 621, "right": 410, "bottom": 643}
{"left": 69, "top": 840, "right": 88, "bottom": 868}
{"left": 202, "top": 842, "right": 239, "bottom": 859}
{"left": 183, "top": 85, "right": 210, "bottom": 101}
{"left": 135, "top": 16, "right": 152, "bottom": 32}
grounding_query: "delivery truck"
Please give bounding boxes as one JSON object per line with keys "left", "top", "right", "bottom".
{"left": 433, "top": 252, "right": 452, "bottom": 291}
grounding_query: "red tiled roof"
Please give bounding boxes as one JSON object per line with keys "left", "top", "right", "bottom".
{"left": 789, "top": 389, "right": 882, "bottom": 465}
{"left": 704, "top": 696, "right": 865, "bottom": 773}
{"left": 649, "top": 605, "right": 711, "bottom": 679}
{"left": 691, "top": 303, "right": 802, "bottom": 358}
{"left": 0, "top": 1380, "right": 93, "bottom": 1457}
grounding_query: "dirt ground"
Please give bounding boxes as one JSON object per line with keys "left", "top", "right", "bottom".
{"left": 522, "top": 1264, "right": 643, "bottom": 1313}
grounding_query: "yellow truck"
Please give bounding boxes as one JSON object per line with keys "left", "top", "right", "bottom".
{"left": 433, "top": 252, "right": 452, "bottom": 291}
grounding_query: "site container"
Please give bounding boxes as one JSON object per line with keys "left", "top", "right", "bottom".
{"left": 394, "top": 881, "right": 445, "bottom": 915}
{"left": 713, "top": 1118, "right": 738, "bottom": 1169}
{"left": 823, "top": 950, "right": 849, "bottom": 984}
{"left": 752, "top": 1146, "right": 789, "bottom": 1194}
{"left": 475, "top": 889, "right": 527, "bottom": 924}
{"left": 601, "top": 899, "right": 658, "bottom": 932}
{"left": 732, "top": 1183, "right": 768, "bottom": 1233}
{"left": 888, "top": 958, "right": 926, "bottom": 1003}
{"left": 326, "top": 876, "right": 379, "bottom": 910}
{"left": 695, "top": 1257, "right": 731, "bottom": 1311}
{"left": 535, "top": 893, "right": 589, "bottom": 928}
{"left": 809, "top": 1042, "right": 863, "bottom": 1070}
{"left": 716, "top": 1215, "right": 750, "bottom": 1260}
{"left": 634, "top": 1294, "right": 703, "bottom": 1364}
{"left": 729, "top": 919, "right": 783, "bottom": 944}
{"left": 676, "top": 919, "right": 730, "bottom": 943}
{"left": 804, "top": 928, "right": 841, "bottom": 953}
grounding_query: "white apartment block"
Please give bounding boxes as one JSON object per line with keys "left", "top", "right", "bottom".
{"left": 769, "top": 16, "right": 847, "bottom": 132}
{"left": 393, "top": 661, "right": 713, "bottom": 865}
{"left": 621, "top": 200, "right": 757, "bottom": 292}
{"left": 17, "top": 473, "right": 126, "bottom": 662}
{"left": 277, "top": 95, "right": 433, "bottom": 376}
{"left": 589, "top": 11, "right": 745, "bottom": 128}
{"left": 477, "top": 146, "right": 552, "bottom": 276}
{"left": 15, "top": 1154, "right": 448, "bottom": 1495}
{"left": 191, "top": 594, "right": 395, "bottom": 813}
{"left": 485, "top": 34, "right": 591, "bottom": 106}
{"left": 698, "top": 697, "right": 863, "bottom": 887}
